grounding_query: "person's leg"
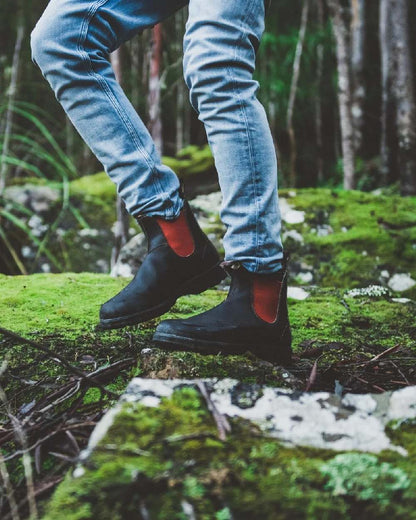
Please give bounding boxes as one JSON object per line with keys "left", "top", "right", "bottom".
{"left": 31, "top": 0, "right": 186, "bottom": 219}
{"left": 154, "top": 0, "right": 291, "bottom": 363}
{"left": 183, "top": 0, "right": 284, "bottom": 274}
{"left": 31, "top": 0, "right": 225, "bottom": 329}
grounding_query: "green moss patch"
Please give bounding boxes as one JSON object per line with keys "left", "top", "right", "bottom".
{"left": 280, "top": 189, "right": 416, "bottom": 292}
{"left": 0, "top": 274, "right": 415, "bottom": 399}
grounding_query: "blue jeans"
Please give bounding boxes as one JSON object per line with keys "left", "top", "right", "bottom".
{"left": 31, "top": 0, "right": 284, "bottom": 273}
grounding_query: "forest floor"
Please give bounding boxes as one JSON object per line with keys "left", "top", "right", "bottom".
{"left": 0, "top": 272, "right": 415, "bottom": 518}
{"left": 1, "top": 184, "right": 416, "bottom": 518}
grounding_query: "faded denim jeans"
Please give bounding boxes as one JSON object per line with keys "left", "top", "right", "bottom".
{"left": 31, "top": 0, "right": 284, "bottom": 273}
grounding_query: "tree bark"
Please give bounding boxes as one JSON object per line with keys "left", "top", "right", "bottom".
{"left": 315, "top": 0, "right": 325, "bottom": 183}
{"left": 327, "top": 0, "right": 355, "bottom": 189}
{"left": 287, "top": 0, "right": 309, "bottom": 188}
{"left": 110, "top": 47, "right": 130, "bottom": 269}
{"left": 148, "top": 24, "right": 163, "bottom": 156}
{"left": 379, "top": 0, "right": 396, "bottom": 183}
{"left": 379, "top": 0, "right": 416, "bottom": 194}
{"left": 391, "top": 0, "right": 416, "bottom": 195}
{"left": 350, "top": 0, "right": 365, "bottom": 155}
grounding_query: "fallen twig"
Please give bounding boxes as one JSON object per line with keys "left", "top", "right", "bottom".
{"left": 196, "top": 380, "right": 231, "bottom": 441}
{"left": 305, "top": 360, "right": 318, "bottom": 392}
{"left": 368, "top": 344, "right": 401, "bottom": 364}
{"left": 0, "top": 327, "right": 118, "bottom": 399}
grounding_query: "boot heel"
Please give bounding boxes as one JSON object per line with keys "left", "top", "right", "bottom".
{"left": 183, "top": 263, "right": 226, "bottom": 295}
{"left": 255, "top": 325, "right": 292, "bottom": 365}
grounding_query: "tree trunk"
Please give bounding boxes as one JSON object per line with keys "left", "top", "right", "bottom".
{"left": 110, "top": 47, "right": 130, "bottom": 269}
{"left": 315, "top": 0, "right": 325, "bottom": 184}
{"left": 380, "top": 0, "right": 416, "bottom": 194}
{"left": 379, "top": 0, "right": 396, "bottom": 183}
{"left": 391, "top": 0, "right": 416, "bottom": 195}
{"left": 327, "top": 0, "right": 355, "bottom": 189}
{"left": 350, "top": 0, "right": 365, "bottom": 155}
{"left": 175, "top": 11, "right": 185, "bottom": 152}
{"left": 148, "top": 24, "right": 163, "bottom": 156}
{"left": 0, "top": 17, "right": 24, "bottom": 194}
{"left": 287, "top": 0, "right": 310, "bottom": 188}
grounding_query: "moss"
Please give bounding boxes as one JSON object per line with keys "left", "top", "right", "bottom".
{"left": 163, "top": 145, "right": 215, "bottom": 179}
{"left": 68, "top": 172, "right": 118, "bottom": 231}
{"left": 42, "top": 387, "right": 416, "bottom": 520}
{"left": 0, "top": 274, "right": 415, "bottom": 397}
{"left": 280, "top": 189, "right": 416, "bottom": 289}
{"left": 0, "top": 272, "right": 126, "bottom": 336}
{"left": 320, "top": 453, "right": 410, "bottom": 504}
{"left": 70, "top": 172, "right": 116, "bottom": 203}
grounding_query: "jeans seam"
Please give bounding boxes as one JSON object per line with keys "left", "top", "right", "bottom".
{"left": 76, "top": 0, "right": 173, "bottom": 217}
{"left": 228, "top": 0, "right": 261, "bottom": 272}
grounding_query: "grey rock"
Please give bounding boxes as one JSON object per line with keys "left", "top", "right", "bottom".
{"left": 283, "top": 229, "right": 304, "bottom": 244}
{"left": 388, "top": 273, "right": 416, "bottom": 292}
{"left": 190, "top": 191, "right": 222, "bottom": 216}
{"left": 288, "top": 286, "right": 310, "bottom": 300}
{"left": 110, "top": 232, "right": 147, "bottom": 278}
{"left": 4, "top": 185, "right": 60, "bottom": 216}
{"left": 279, "top": 198, "right": 305, "bottom": 225}
{"left": 297, "top": 272, "right": 313, "bottom": 284}
{"left": 316, "top": 225, "right": 333, "bottom": 237}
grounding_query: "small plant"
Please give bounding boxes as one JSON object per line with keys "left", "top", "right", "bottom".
{"left": 345, "top": 285, "right": 391, "bottom": 299}
{"left": 320, "top": 453, "right": 410, "bottom": 505}
{"left": 0, "top": 102, "right": 89, "bottom": 274}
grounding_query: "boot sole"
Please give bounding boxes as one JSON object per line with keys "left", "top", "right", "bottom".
{"left": 97, "top": 262, "right": 226, "bottom": 331}
{"left": 152, "top": 327, "right": 293, "bottom": 366}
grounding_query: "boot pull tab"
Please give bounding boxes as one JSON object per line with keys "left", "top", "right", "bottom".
{"left": 156, "top": 210, "right": 195, "bottom": 257}
{"left": 252, "top": 276, "right": 283, "bottom": 324}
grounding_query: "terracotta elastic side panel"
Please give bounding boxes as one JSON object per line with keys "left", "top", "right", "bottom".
{"left": 252, "top": 277, "right": 282, "bottom": 324}
{"left": 156, "top": 211, "right": 195, "bottom": 257}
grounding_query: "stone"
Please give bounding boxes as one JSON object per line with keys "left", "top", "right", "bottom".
{"left": 279, "top": 198, "right": 305, "bottom": 225}
{"left": 316, "top": 225, "right": 333, "bottom": 237}
{"left": 388, "top": 274, "right": 416, "bottom": 292}
{"left": 110, "top": 232, "right": 147, "bottom": 278}
{"left": 190, "top": 191, "right": 223, "bottom": 215}
{"left": 4, "top": 184, "right": 60, "bottom": 216}
{"left": 297, "top": 271, "right": 313, "bottom": 284}
{"left": 288, "top": 286, "right": 310, "bottom": 300}
{"left": 282, "top": 229, "right": 304, "bottom": 243}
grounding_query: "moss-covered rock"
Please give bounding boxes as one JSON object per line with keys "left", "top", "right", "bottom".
{"left": 279, "top": 189, "right": 416, "bottom": 295}
{"left": 42, "top": 381, "right": 416, "bottom": 520}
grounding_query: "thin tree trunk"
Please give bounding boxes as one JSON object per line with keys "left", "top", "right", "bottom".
{"left": 315, "top": 0, "right": 325, "bottom": 184}
{"left": 287, "top": 0, "right": 310, "bottom": 187}
{"left": 391, "top": 0, "right": 416, "bottom": 195}
{"left": 350, "top": 0, "right": 365, "bottom": 155}
{"left": 110, "top": 47, "right": 130, "bottom": 269}
{"left": 65, "top": 116, "right": 75, "bottom": 160}
{"left": 130, "top": 36, "right": 142, "bottom": 110}
{"left": 379, "top": 0, "right": 396, "bottom": 184}
{"left": 327, "top": 0, "right": 355, "bottom": 189}
{"left": 0, "top": 19, "right": 24, "bottom": 194}
{"left": 175, "top": 11, "right": 185, "bottom": 152}
{"left": 148, "top": 24, "right": 163, "bottom": 156}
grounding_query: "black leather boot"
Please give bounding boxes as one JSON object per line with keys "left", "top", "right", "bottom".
{"left": 98, "top": 201, "right": 225, "bottom": 330}
{"left": 153, "top": 259, "right": 292, "bottom": 365}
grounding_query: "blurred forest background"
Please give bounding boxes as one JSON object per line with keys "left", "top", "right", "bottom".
{"left": 0, "top": 0, "right": 416, "bottom": 275}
